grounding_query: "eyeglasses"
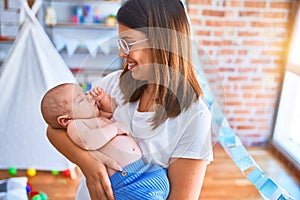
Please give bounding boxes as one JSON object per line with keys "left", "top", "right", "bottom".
{"left": 117, "top": 38, "right": 149, "bottom": 55}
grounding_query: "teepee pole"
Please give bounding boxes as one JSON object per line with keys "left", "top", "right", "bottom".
{"left": 19, "top": 0, "right": 41, "bottom": 25}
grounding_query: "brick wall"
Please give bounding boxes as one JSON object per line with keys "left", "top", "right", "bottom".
{"left": 187, "top": 0, "right": 299, "bottom": 145}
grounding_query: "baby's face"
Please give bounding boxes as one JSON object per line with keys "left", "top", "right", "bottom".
{"left": 68, "top": 85, "right": 99, "bottom": 119}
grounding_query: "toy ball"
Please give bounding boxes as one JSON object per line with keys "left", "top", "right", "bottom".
{"left": 30, "top": 191, "right": 39, "bottom": 198}
{"left": 51, "top": 170, "right": 60, "bottom": 175}
{"left": 31, "top": 194, "right": 42, "bottom": 200}
{"left": 27, "top": 168, "right": 37, "bottom": 177}
{"left": 26, "top": 183, "right": 33, "bottom": 193}
{"left": 62, "top": 169, "right": 71, "bottom": 177}
{"left": 8, "top": 167, "right": 17, "bottom": 176}
{"left": 39, "top": 192, "right": 48, "bottom": 200}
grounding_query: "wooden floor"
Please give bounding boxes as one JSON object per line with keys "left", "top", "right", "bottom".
{"left": 200, "top": 143, "right": 300, "bottom": 200}
{"left": 0, "top": 143, "right": 299, "bottom": 200}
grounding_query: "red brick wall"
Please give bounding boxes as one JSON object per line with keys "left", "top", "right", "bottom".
{"left": 187, "top": 0, "right": 299, "bottom": 145}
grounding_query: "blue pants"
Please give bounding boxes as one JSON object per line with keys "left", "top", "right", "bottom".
{"left": 110, "top": 159, "right": 170, "bottom": 200}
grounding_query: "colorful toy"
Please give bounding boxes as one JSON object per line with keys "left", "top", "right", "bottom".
{"left": 26, "top": 182, "right": 33, "bottom": 193}
{"left": 93, "top": 7, "right": 101, "bottom": 23}
{"left": 8, "top": 167, "right": 17, "bottom": 176}
{"left": 62, "top": 169, "right": 71, "bottom": 177}
{"left": 26, "top": 181, "right": 48, "bottom": 200}
{"left": 80, "top": 82, "right": 91, "bottom": 92}
{"left": 39, "top": 192, "right": 48, "bottom": 200}
{"left": 31, "top": 194, "right": 42, "bottom": 200}
{"left": 44, "top": 7, "right": 57, "bottom": 26}
{"left": 72, "top": 6, "right": 84, "bottom": 24}
{"left": 51, "top": 170, "right": 60, "bottom": 175}
{"left": 83, "top": 5, "right": 93, "bottom": 23}
{"left": 106, "top": 14, "right": 116, "bottom": 27}
{"left": 30, "top": 191, "right": 39, "bottom": 199}
{"left": 27, "top": 168, "right": 37, "bottom": 177}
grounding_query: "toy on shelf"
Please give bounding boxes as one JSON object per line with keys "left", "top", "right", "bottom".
{"left": 83, "top": 5, "right": 93, "bottom": 23}
{"left": 80, "top": 82, "right": 92, "bottom": 92}
{"left": 106, "top": 14, "right": 116, "bottom": 27}
{"left": 72, "top": 6, "right": 84, "bottom": 24}
{"left": 93, "top": 7, "right": 101, "bottom": 23}
{"left": 44, "top": 7, "right": 57, "bottom": 26}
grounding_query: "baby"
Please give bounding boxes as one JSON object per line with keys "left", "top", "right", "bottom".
{"left": 40, "top": 83, "right": 169, "bottom": 200}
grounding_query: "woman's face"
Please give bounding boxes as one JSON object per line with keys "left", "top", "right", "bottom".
{"left": 118, "top": 24, "right": 155, "bottom": 82}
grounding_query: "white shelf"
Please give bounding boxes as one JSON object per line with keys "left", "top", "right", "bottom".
{"left": 0, "top": 39, "right": 14, "bottom": 44}
{"left": 46, "top": 22, "right": 117, "bottom": 29}
{"left": 44, "top": 0, "right": 122, "bottom": 3}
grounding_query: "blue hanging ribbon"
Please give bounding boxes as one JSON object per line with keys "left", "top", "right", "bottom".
{"left": 216, "top": 116, "right": 295, "bottom": 200}
{"left": 196, "top": 65, "right": 296, "bottom": 199}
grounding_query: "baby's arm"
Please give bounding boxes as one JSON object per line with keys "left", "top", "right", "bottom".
{"left": 67, "top": 118, "right": 121, "bottom": 151}
{"left": 89, "top": 87, "right": 116, "bottom": 117}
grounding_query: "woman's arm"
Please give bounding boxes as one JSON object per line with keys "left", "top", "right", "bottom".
{"left": 167, "top": 158, "right": 209, "bottom": 200}
{"left": 46, "top": 126, "right": 120, "bottom": 200}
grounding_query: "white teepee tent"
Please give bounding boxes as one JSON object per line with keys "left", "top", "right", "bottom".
{"left": 0, "top": 0, "right": 77, "bottom": 170}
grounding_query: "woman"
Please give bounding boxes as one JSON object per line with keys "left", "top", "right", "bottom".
{"left": 47, "top": 0, "right": 213, "bottom": 199}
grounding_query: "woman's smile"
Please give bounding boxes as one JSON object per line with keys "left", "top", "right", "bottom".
{"left": 126, "top": 59, "right": 137, "bottom": 70}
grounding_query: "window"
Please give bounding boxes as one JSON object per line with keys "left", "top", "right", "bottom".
{"left": 272, "top": 7, "right": 300, "bottom": 171}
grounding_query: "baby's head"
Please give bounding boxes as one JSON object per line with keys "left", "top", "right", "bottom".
{"left": 41, "top": 83, "right": 99, "bottom": 129}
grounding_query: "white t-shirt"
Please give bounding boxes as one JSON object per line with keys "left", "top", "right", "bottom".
{"left": 76, "top": 70, "right": 214, "bottom": 199}
{"left": 94, "top": 70, "right": 213, "bottom": 168}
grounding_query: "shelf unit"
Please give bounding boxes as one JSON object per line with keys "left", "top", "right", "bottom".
{"left": 0, "top": 39, "right": 13, "bottom": 67}
{"left": 41, "top": 0, "right": 123, "bottom": 83}
{"left": 45, "top": 22, "right": 117, "bottom": 29}
{"left": 0, "top": 0, "right": 19, "bottom": 68}
{"left": 1, "top": 0, "right": 123, "bottom": 84}
{"left": 42, "top": 0, "right": 122, "bottom": 26}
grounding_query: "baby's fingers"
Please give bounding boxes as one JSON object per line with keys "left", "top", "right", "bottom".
{"left": 89, "top": 87, "right": 104, "bottom": 98}
{"left": 88, "top": 89, "right": 98, "bottom": 97}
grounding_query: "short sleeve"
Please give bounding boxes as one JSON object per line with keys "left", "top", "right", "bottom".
{"left": 171, "top": 100, "right": 214, "bottom": 161}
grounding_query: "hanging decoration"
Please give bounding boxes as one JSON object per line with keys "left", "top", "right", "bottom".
{"left": 52, "top": 34, "right": 115, "bottom": 57}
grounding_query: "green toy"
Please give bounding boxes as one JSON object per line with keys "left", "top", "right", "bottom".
{"left": 8, "top": 167, "right": 17, "bottom": 176}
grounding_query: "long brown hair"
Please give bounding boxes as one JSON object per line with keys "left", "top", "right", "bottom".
{"left": 117, "top": 0, "right": 202, "bottom": 129}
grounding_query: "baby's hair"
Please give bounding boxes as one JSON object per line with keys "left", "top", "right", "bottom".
{"left": 41, "top": 83, "right": 77, "bottom": 129}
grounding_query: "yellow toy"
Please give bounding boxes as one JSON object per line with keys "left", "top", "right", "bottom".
{"left": 27, "top": 168, "right": 37, "bottom": 177}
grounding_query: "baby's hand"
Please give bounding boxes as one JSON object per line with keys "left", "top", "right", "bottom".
{"left": 89, "top": 87, "right": 106, "bottom": 102}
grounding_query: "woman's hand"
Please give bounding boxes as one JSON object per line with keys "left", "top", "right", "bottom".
{"left": 78, "top": 150, "right": 122, "bottom": 200}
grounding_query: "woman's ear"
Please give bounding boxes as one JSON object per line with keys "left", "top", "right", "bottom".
{"left": 57, "top": 115, "right": 72, "bottom": 127}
